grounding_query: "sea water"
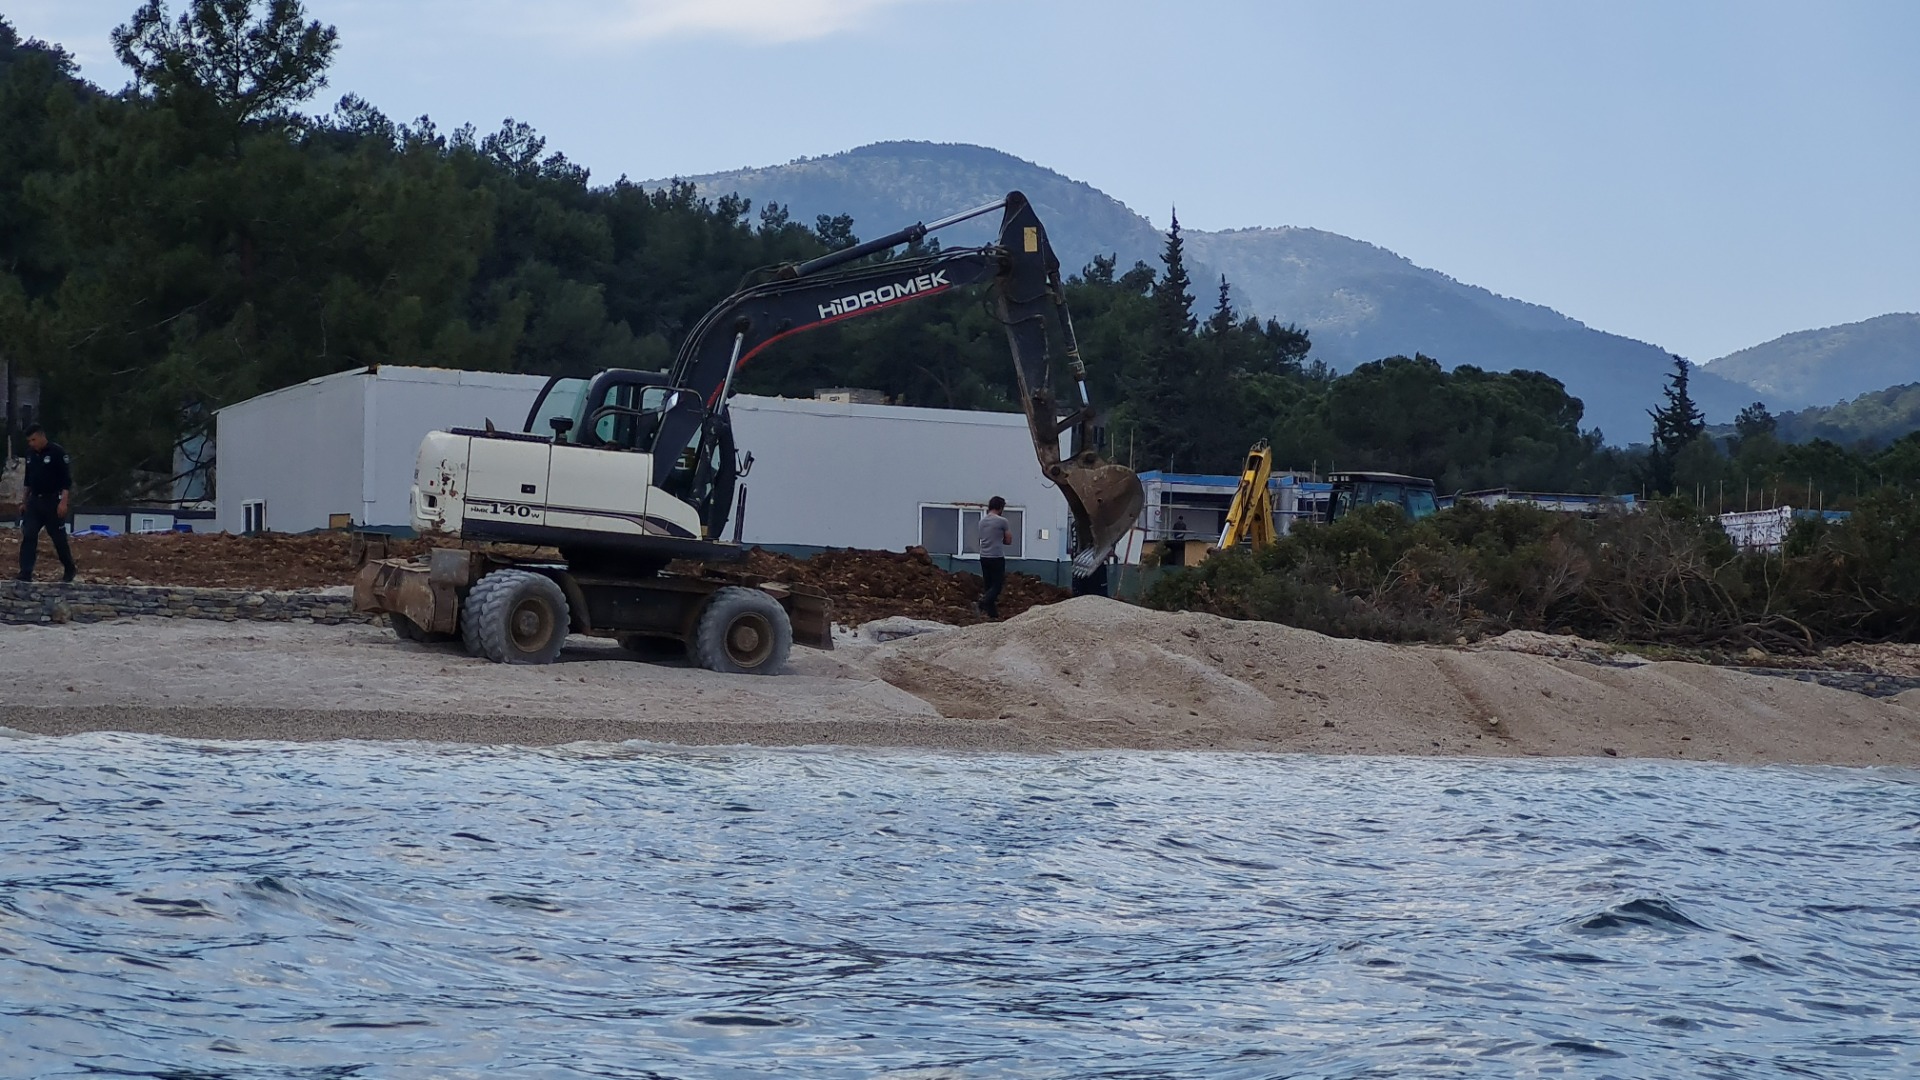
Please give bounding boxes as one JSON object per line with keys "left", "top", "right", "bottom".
{"left": 2, "top": 733, "right": 1915, "bottom": 1078}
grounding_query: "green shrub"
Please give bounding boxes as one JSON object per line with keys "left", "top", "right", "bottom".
{"left": 1143, "top": 492, "right": 1920, "bottom": 650}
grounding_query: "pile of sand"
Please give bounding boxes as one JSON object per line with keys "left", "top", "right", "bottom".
{"left": 859, "top": 597, "right": 1920, "bottom": 764}
{"left": 4, "top": 598, "right": 1917, "bottom": 764}
{"left": 1469, "top": 629, "right": 1648, "bottom": 666}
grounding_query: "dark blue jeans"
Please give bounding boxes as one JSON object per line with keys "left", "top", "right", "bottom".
{"left": 979, "top": 556, "right": 1006, "bottom": 618}
{"left": 18, "top": 496, "right": 75, "bottom": 581}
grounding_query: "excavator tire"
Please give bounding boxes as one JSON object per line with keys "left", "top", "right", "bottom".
{"left": 691, "top": 586, "right": 791, "bottom": 676}
{"left": 461, "top": 569, "right": 570, "bottom": 665}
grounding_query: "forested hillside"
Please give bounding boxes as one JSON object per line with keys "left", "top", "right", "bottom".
{"left": 1704, "top": 313, "right": 1920, "bottom": 409}
{"left": 1738, "top": 383, "right": 1920, "bottom": 450}
{"left": 1, "top": 3, "right": 1912, "bottom": 516}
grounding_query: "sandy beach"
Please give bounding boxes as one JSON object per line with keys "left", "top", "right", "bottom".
{"left": 4, "top": 597, "right": 1918, "bottom": 765}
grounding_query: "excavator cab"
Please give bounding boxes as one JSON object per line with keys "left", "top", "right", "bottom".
{"left": 525, "top": 370, "right": 679, "bottom": 451}
{"left": 1325, "top": 472, "right": 1439, "bottom": 522}
{"left": 522, "top": 370, "right": 736, "bottom": 535}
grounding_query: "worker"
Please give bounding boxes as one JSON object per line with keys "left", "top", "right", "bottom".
{"left": 1172, "top": 514, "right": 1187, "bottom": 539}
{"left": 17, "top": 424, "right": 78, "bottom": 584}
{"left": 976, "top": 495, "right": 1014, "bottom": 619}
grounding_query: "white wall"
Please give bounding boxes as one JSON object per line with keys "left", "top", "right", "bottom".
{"left": 728, "top": 396, "right": 1074, "bottom": 560}
{"left": 215, "top": 372, "right": 1079, "bottom": 559}
{"left": 215, "top": 371, "right": 366, "bottom": 534}
{"left": 216, "top": 366, "right": 549, "bottom": 532}
{"left": 361, "top": 369, "right": 550, "bottom": 527}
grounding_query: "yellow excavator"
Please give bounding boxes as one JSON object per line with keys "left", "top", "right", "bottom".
{"left": 1208, "top": 443, "right": 1440, "bottom": 559}
{"left": 1217, "top": 440, "right": 1277, "bottom": 550}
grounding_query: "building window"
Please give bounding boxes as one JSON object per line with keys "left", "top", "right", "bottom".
{"left": 243, "top": 499, "right": 267, "bottom": 534}
{"left": 133, "top": 514, "right": 170, "bottom": 534}
{"left": 920, "top": 504, "right": 1024, "bottom": 558}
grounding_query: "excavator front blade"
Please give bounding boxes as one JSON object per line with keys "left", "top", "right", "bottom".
{"left": 1053, "top": 456, "right": 1146, "bottom": 576}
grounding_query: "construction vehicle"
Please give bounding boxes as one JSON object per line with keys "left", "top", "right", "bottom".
{"left": 1322, "top": 471, "right": 1439, "bottom": 522}
{"left": 1217, "top": 440, "right": 1277, "bottom": 550}
{"left": 355, "top": 191, "right": 1145, "bottom": 674}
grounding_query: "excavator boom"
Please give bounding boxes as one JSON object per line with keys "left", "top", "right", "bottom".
{"left": 654, "top": 191, "right": 1144, "bottom": 574}
{"left": 1219, "top": 440, "right": 1277, "bottom": 550}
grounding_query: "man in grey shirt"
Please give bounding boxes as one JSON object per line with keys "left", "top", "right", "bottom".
{"left": 976, "top": 495, "right": 1013, "bottom": 619}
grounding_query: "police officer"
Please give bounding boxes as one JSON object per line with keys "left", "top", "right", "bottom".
{"left": 17, "top": 424, "right": 77, "bottom": 583}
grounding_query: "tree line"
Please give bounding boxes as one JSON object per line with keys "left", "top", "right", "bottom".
{"left": 2, "top": 2, "right": 1914, "bottom": 512}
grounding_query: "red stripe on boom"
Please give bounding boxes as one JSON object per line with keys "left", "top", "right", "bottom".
{"left": 705, "top": 285, "right": 954, "bottom": 405}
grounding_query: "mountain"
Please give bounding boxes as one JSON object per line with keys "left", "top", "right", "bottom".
{"left": 649, "top": 140, "right": 1767, "bottom": 442}
{"left": 1770, "top": 382, "right": 1920, "bottom": 448}
{"left": 1703, "top": 314, "right": 1920, "bottom": 410}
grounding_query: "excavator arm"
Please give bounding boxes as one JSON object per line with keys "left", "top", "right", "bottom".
{"left": 653, "top": 190, "right": 1143, "bottom": 574}
{"left": 1219, "top": 440, "right": 1277, "bottom": 550}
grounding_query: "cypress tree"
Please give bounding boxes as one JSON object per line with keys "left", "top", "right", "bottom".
{"left": 1206, "top": 274, "right": 1234, "bottom": 337}
{"left": 1647, "top": 355, "right": 1707, "bottom": 493}
{"left": 1120, "top": 210, "right": 1200, "bottom": 471}
{"left": 1152, "top": 209, "right": 1196, "bottom": 337}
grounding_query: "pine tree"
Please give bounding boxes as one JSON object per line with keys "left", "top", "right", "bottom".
{"left": 1206, "top": 274, "right": 1234, "bottom": 337}
{"left": 1647, "top": 355, "right": 1707, "bottom": 493}
{"left": 1734, "top": 401, "right": 1776, "bottom": 442}
{"left": 1152, "top": 209, "right": 1196, "bottom": 336}
{"left": 1120, "top": 210, "right": 1199, "bottom": 470}
{"left": 112, "top": 0, "right": 339, "bottom": 124}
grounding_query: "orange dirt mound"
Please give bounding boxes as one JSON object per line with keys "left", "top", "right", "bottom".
{"left": 45, "top": 531, "right": 1070, "bottom": 624}
{"left": 726, "top": 547, "right": 1069, "bottom": 627}
{"left": 44, "top": 532, "right": 435, "bottom": 591}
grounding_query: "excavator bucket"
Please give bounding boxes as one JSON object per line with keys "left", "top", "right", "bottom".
{"left": 1054, "top": 455, "right": 1146, "bottom": 576}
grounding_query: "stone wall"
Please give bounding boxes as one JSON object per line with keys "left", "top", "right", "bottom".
{"left": 0, "top": 581, "right": 371, "bottom": 626}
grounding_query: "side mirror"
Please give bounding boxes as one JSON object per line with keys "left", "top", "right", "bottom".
{"left": 549, "top": 416, "right": 575, "bottom": 438}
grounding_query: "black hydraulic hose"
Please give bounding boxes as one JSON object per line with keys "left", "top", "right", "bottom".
{"left": 788, "top": 223, "right": 929, "bottom": 278}
{"left": 785, "top": 197, "right": 1009, "bottom": 279}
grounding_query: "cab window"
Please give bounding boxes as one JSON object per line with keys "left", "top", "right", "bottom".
{"left": 590, "top": 384, "right": 683, "bottom": 451}
{"left": 526, "top": 379, "right": 586, "bottom": 438}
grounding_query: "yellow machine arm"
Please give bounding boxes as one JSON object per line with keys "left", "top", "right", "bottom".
{"left": 1218, "top": 440, "right": 1277, "bottom": 550}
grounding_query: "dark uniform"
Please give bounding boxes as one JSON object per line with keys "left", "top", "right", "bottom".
{"left": 19, "top": 441, "right": 77, "bottom": 582}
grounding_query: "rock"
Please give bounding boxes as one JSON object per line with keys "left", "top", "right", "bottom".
{"left": 855, "top": 616, "right": 958, "bottom": 644}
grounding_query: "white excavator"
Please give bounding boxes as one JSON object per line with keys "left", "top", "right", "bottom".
{"left": 356, "top": 191, "right": 1145, "bottom": 673}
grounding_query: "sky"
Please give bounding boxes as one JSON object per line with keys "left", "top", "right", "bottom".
{"left": 10, "top": 0, "right": 1918, "bottom": 362}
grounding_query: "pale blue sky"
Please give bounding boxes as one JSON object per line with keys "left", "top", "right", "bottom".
{"left": 10, "top": 0, "right": 1917, "bottom": 362}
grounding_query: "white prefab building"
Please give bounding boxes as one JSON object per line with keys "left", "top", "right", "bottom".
{"left": 214, "top": 366, "right": 1075, "bottom": 564}
{"left": 726, "top": 395, "right": 1070, "bottom": 560}
{"left": 215, "top": 367, "right": 551, "bottom": 535}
